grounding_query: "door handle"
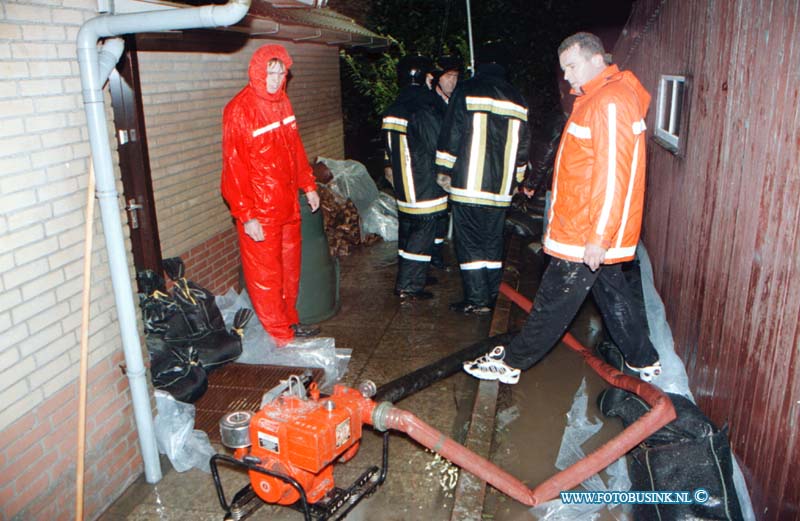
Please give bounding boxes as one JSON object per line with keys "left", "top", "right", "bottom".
{"left": 126, "top": 198, "right": 144, "bottom": 229}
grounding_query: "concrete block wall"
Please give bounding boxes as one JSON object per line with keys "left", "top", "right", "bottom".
{"left": 1, "top": 1, "right": 145, "bottom": 519}
{"left": 138, "top": 40, "right": 345, "bottom": 293}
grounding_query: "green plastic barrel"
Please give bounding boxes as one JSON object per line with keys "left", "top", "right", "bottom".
{"left": 296, "top": 192, "right": 340, "bottom": 323}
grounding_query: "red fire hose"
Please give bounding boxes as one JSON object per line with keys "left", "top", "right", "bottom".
{"left": 363, "top": 282, "right": 676, "bottom": 506}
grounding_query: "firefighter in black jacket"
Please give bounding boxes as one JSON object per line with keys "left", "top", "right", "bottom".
{"left": 436, "top": 61, "right": 530, "bottom": 314}
{"left": 383, "top": 55, "right": 448, "bottom": 300}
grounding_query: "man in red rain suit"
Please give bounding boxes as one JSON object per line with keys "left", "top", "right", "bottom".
{"left": 221, "top": 44, "right": 321, "bottom": 345}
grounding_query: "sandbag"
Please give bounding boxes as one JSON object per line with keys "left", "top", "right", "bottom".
{"left": 162, "top": 257, "right": 226, "bottom": 341}
{"left": 193, "top": 308, "right": 253, "bottom": 372}
{"left": 150, "top": 347, "right": 208, "bottom": 404}
{"left": 137, "top": 270, "right": 179, "bottom": 337}
{"left": 138, "top": 259, "right": 252, "bottom": 401}
{"left": 598, "top": 387, "right": 744, "bottom": 520}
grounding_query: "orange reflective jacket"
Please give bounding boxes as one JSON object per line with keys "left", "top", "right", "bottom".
{"left": 544, "top": 65, "right": 650, "bottom": 264}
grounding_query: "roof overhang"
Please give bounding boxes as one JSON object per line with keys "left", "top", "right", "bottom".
{"left": 111, "top": 0, "right": 391, "bottom": 49}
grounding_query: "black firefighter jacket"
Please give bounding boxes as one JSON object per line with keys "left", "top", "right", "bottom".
{"left": 382, "top": 86, "right": 448, "bottom": 217}
{"left": 435, "top": 67, "right": 530, "bottom": 208}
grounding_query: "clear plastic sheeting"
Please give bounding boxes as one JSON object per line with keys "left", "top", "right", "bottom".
{"left": 599, "top": 242, "right": 753, "bottom": 520}
{"left": 361, "top": 191, "right": 399, "bottom": 241}
{"left": 637, "top": 243, "right": 756, "bottom": 520}
{"left": 154, "top": 390, "right": 216, "bottom": 473}
{"left": 529, "top": 378, "right": 632, "bottom": 521}
{"left": 317, "top": 157, "right": 379, "bottom": 217}
{"left": 636, "top": 243, "right": 693, "bottom": 399}
{"left": 215, "top": 288, "right": 352, "bottom": 393}
{"left": 496, "top": 404, "right": 520, "bottom": 431}
{"left": 317, "top": 156, "right": 399, "bottom": 242}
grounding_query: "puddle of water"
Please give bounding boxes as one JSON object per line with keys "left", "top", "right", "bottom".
{"left": 153, "top": 485, "right": 170, "bottom": 521}
{"left": 486, "top": 299, "right": 629, "bottom": 521}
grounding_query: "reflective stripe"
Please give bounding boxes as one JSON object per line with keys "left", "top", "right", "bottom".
{"left": 449, "top": 186, "right": 512, "bottom": 204}
{"left": 253, "top": 115, "right": 296, "bottom": 137}
{"left": 549, "top": 131, "right": 567, "bottom": 227}
{"left": 449, "top": 195, "right": 512, "bottom": 207}
{"left": 632, "top": 119, "right": 646, "bottom": 135}
{"left": 398, "top": 250, "right": 431, "bottom": 262}
{"left": 543, "top": 237, "right": 637, "bottom": 262}
{"left": 434, "top": 238, "right": 445, "bottom": 244}
{"left": 398, "top": 202, "right": 448, "bottom": 215}
{"left": 604, "top": 246, "right": 638, "bottom": 261}
{"left": 399, "top": 135, "right": 414, "bottom": 203}
{"left": 596, "top": 103, "right": 617, "bottom": 237}
{"left": 467, "top": 113, "right": 487, "bottom": 191}
{"left": 501, "top": 119, "right": 520, "bottom": 195}
{"left": 460, "top": 260, "right": 503, "bottom": 270}
{"left": 566, "top": 122, "right": 591, "bottom": 139}
{"left": 616, "top": 136, "right": 639, "bottom": 248}
{"left": 396, "top": 196, "right": 448, "bottom": 209}
{"left": 382, "top": 116, "right": 408, "bottom": 133}
{"left": 436, "top": 150, "right": 456, "bottom": 168}
{"left": 253, "top": 121, "right": 280, "bottom": 137}
{"left": 515, "top": 164, "right": 526, "bottom": 183}
{"left": 543, "top": 237, "right": 584, "bottom": 259}
{"left": 465, "top": 96, "right": 528, "bottom": 121}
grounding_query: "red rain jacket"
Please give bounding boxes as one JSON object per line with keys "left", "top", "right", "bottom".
{"left": 221, "top": 45, "right": 316, "bottom": 226}
{"left": 544, "top": 65, "right": 651, "bottom": 264}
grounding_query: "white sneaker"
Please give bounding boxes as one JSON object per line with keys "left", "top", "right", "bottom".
{"left": 625, "top": 360, "right": 662, "bottom": 382}
{"left": 463, "top": 346, "right": 521, "bottom": 384}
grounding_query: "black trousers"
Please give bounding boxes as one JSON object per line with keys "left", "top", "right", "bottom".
{"left": 452, "top": 203, "right": 506, "bottom": 307}
{"left": 396, "top": 213, "right": 437, "bottom": 293}
{"left": 505, "top": 257, "right": 659, "bottom": 369}
{"left": 431, "top": 211, "right": 450, "bottom": 268}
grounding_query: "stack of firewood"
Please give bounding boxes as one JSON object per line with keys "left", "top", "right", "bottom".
{"left": 313, "top": 162, "right": 381, "bottom": 258}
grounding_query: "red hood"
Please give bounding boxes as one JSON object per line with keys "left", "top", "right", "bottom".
{"left": 248, "top": 44, "right": 293, "bottom": 101}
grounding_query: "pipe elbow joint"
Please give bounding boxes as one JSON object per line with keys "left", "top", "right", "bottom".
{"left": 370, "top": 401, "right": 395, "bottom": 432}
{"left": 211, "top": 0, "right": 251, "bottom": 27}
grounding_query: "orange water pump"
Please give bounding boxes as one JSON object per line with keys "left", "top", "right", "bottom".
{"left": 237, "top": 383, "right": 368, "bottom": 505}
{"left": 210, "top": 379, "right": 387, "bottom": 521}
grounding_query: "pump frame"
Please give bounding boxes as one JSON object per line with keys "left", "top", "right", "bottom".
{"left": 210, "top": 432, "right": 389, "bottom": 521}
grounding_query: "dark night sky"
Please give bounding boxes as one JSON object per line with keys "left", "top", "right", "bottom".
{"left": 330, "top": 0, "right": 634, "bottom": 163}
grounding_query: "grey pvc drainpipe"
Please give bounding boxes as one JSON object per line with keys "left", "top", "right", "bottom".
{"left": 77, "top": 0, "right": 251, "bottom": 484}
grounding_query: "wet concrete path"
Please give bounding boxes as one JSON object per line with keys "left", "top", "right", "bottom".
{"left": 99, "top": 240, "right": 491, "bottom": 521}
{"left": 99, "top": 238, "right": 628, "bottom": 521}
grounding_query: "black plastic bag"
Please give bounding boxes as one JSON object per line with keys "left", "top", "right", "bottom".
{"left": 139, "top": 258, "right": 251, "bottom": 399}
{"left": 150, "top": 347, "right": 208, "bottom": 404}
{"left": 137, "top": 270, "right": 179, "bottom": 337}
{"left": 162, "top": 257, "right": 226, "bottom": 342}
{"left": 193, "top": 308, "right": 253, "bottom": 373}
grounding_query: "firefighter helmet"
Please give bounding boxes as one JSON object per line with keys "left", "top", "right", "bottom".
{"left": 396, "top": 55, "right": 434, "bottom": 87}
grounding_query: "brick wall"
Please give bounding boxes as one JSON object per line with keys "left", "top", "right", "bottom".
{"left": 176, "top": 227, "right": 241, "bottom": 295}
{"left": 1, "top": 1, "right": 145, "bottom": 519}
{"left": 0, "top": 350, "right": 140, "bottom": 521}
{"left": 1, "top": 3, "right": 348, "bottom": 517}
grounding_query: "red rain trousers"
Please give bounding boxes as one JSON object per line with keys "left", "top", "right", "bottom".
{"left": 221, "top": 45, "right": 316, "bottom": 343}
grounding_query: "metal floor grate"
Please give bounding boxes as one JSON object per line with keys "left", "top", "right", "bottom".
{"left": 194, "top": 363, "right": 324, "bottom": 443}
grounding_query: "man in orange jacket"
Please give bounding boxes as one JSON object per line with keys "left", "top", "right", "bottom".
{"left": 221, "top": 44, "right": 321, "bottom": 345}
{"left": 464, "top": 32, "right": 661, "bottom": 383}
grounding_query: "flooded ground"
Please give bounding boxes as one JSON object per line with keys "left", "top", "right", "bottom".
{"left": 483, "top": 240, "right": 629, "bottom": 521}
{"left": 99, "top": 237, "right": 633, "bottom": 521}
